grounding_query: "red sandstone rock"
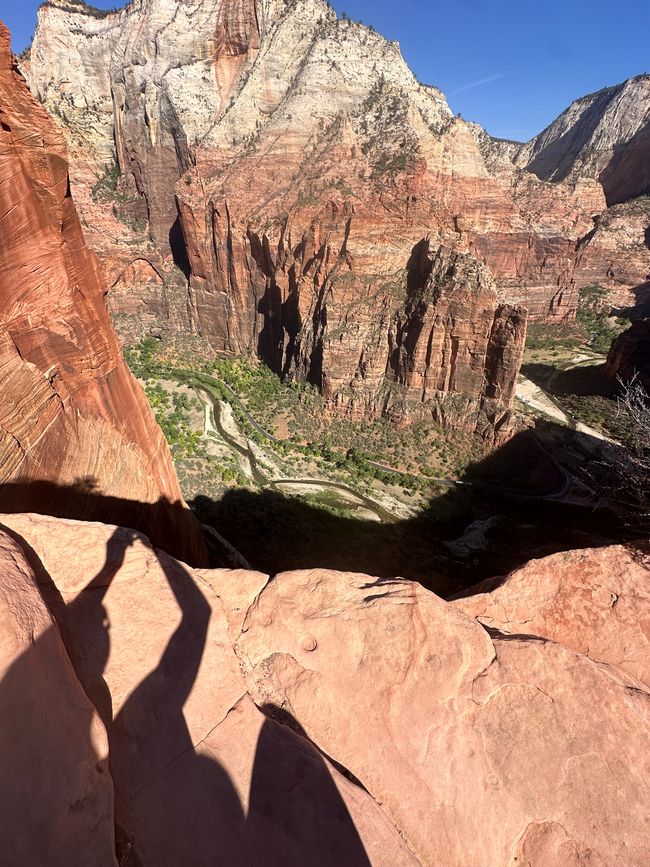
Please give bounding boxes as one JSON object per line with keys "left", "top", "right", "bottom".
{"left": 3, "top": 513, "right": 650, "bottom": 865}
{"left": 453, "top": 545, "right": 650, "bottom": 687}
{"left": 219, "top": 566, "right": 650, "bottom": 867}
{"left": 1, "top": 514, "right": 418, "bottom": 866}
{"left": 0, "top": 529, "right": 117, "bottom": 866}
{"left": 0, "top": 23, "right": 205, "bottom": 564}
{"left": 574, "top": 198, "right": 650, "bottom": 307}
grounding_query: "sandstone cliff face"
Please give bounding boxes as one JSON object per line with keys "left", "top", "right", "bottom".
{"left": 518, "top": 74, "right": 650, "bottom": 206}
{"left": 12, "top": 0, "right": 589, "bottom": 434}
{"left": 180, "top": 196, "right": 527, "bottom": 431}
{"left": 27, "top": 0, "right": 606, "bottom": 317}
{"left": 29, "top": 0, "right": 606, "bottom": 320}
{"left": 2, "top": 513, "right": 649, "bottom": 866}
{"left": 23, "top": 0, "right": 650, "bottom": 431}
{"left": 0, "top": 23, "right": 205, "bottom": 564}
{"left": 574, "top": 196, "right": 650, "bottom": 308}
{"left": 515, "top": 76, "right": 650, "bottom": 307}
{"left": 605, "top": 318, "right": 650, "bottom": 391}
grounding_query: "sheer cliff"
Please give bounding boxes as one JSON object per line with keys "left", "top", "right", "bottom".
{"left": 518, "top": 74, "right": 650, "bottom": 206}
{"left": 21, "top": 0, "right": 649, "bottom": 431}
{"left": 21, "top": 0, "right": 532, "bottom": 433}
{"left": 0, "top": 22, "right": 206, "bottom": 564}
{"left": 516, "top": 75, "right": 650, "bottom": 310}
{"left": 605, "top": 318, "right": 650, "bottom": 391}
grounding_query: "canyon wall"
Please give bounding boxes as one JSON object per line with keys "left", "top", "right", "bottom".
{"left": 0, "top": 22, "right": 206, "bottom": 564}
{"left": 28, "top": 0, "right": 642, "bottom": 323}
{"left": 518, "top": 74, "right": 650, "bottom": 206}
{"left": 22, "top": 0, "right": 650, "bottom": 430}
{"left": 7, "top": 0, "right": 575, "bottom": 432}
{"left": 517, "top": 74, "right": 650, "bottom": 311}
{"left": 605, "top": 318, "right": 650, "bottom": 391}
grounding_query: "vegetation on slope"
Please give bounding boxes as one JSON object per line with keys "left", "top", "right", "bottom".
{"left": 41, "top": 1, "right": 122, "bottom": 19}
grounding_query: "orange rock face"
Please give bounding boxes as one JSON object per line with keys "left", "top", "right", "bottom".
{"left": 0, "top": 24, "right": 205, "bottom": 565}
{"left": 454, "top": 545, "right": 650, "bottom": 687}
{"left": 0, "top": 514, "right": 419, "bottom": 866}
{"left": 209, "top": 556, "right": 650, "bottom": 866}
{"left": 179, "top": 194, "right": 528, "bottom": 432}
{"left": 0, "top": 528, "right": 116, "bottom": 866}
{"left": 3, "top": 513, "right": 650, "bottom": 867}
{"left": 574, "top": 197, "right": 650, "bottom": 309}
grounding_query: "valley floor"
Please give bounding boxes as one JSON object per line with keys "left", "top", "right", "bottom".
{"left": 124, "top": 339, "right": 639, "bottom": 596}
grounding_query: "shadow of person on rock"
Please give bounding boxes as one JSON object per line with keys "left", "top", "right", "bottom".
{"left": 0, "top": 522, "right": 136, "bottom": 866}
{"left": 0, "top": 519, "right": 244, "bottom": 867}
{"left": 247, "top": 705, "right": 372, "bottom": 867}
{"left": 1, "top": 495, "right": 373, "bottom": 866}
{"left": 106, "top": 546, "right": 247, "bottom": 866}
{"left": 106, "top": 547, "right": 372, "bottom": 866}
{"left": 61, "top": 526, "right": 140, "bottom": 728}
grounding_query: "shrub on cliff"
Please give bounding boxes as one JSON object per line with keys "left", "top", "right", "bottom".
{"left": 91, "top": 161, "right": 121, "bottom": 203}
{"left": 40, "top": 1, "right": 121, "bottom": 19}
{"left": 576, "top": 285, "right": 627, "bottom": 354}
{"left": 592, "top": 378, "right": 650, "bottom": 524}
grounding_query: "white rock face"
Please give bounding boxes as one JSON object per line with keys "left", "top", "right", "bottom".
{"left": 518, "top": 74, "right": 650, "bottom": 204}
{"left": 27, "top": 0, "right": 455, "bottom": 243}
{"left": 27, "top": 0, "right": 120, "bottom": 165}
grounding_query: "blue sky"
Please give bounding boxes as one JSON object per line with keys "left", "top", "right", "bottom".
{"left": 3, "top": 0, "right": 649, "bottom": 141}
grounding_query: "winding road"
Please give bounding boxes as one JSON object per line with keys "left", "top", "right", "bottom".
{"left": 167, "top": 367, "right": 590, "bottom": 510}
{"left": 196, "top": 385, "right": 395, "bottom": 523}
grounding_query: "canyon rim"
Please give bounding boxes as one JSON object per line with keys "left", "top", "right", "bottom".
{"left": 1, "top": 1, "right": 650, "bottom": 865}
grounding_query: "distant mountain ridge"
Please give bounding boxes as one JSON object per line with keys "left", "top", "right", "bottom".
{"left": 517, "top": 73, "right": 650, "bottom": 205}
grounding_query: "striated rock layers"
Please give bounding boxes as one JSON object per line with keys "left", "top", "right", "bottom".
{"left": 516, "top": 76, "right": 650, "bottom": 310}
{"left": 25, "top": 0, "right": 607, "bottom": 320}
{"left": 23, "top": 1, "right": 650, "bottom": 426}
{"left": 21, "top": 0, "right": 535, "bottom": 433}
{"left": 3, "top": 512, "right": 649, "bottom": 866}
{"left": 0, "top": 23, "right": 205, "bottom": 564}
{"left": 518, "top": 75, "right": 650, "bottom": 206}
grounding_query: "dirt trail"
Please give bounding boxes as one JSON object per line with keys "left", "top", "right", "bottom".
{"left": 516, "top": 354, "right": 617, "bottom": 444}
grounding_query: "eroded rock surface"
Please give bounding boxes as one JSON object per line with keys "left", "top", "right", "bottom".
{"left": 605, "top": 318, "right": 650, "bottom": 391}
{"left": 218, "top": 565, "right": 650, "bottom": 867}
{"left": 0, "top": 529, "right": 117, "bottom": 866}
{"left": 2, "top": 513, "right": 650, "bottom": 866}
{"left": 519, "top": 74, "right": 650, "bottom": 206}
{"left": 454, "top": 545, "right": 650, "bottom": 687}
{"left": 1, "top": 513, "right": 418, "bottom": 867}
{"left": 0, "top": 22, "right": 205, "bottom": 564}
